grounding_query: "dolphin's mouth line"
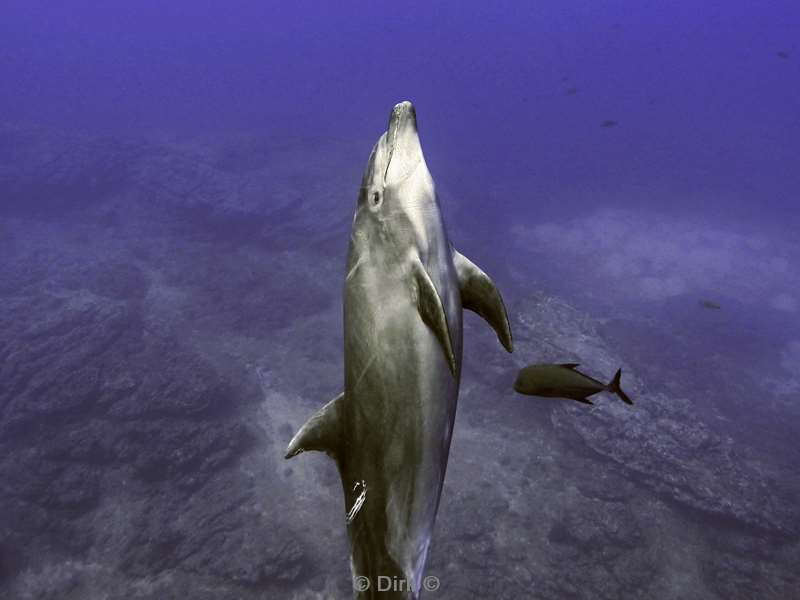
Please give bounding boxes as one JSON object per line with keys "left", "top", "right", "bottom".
{"left": 384, "top": 123, "right": 398, "bottom": 184}
{"left": 384, "top": 103, "right": 407, "bottom": 184}
{"left": 383, "top": 131, "right": 422, "bottom": 185}
{"left": 381, "top": 103, "right": 424, "bottom": 186}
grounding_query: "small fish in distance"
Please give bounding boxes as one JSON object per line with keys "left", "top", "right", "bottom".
{"left": 699, "top": 299, "right": 721, "bottom": 310}
{"left": 513, "top": 363, "right": 633, "bottom": 405}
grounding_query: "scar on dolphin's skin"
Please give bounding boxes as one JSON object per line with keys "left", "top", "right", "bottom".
{"left": 346, "top": 480, "right": 367, "bottom": 523}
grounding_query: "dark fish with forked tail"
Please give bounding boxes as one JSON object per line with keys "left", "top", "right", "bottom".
{"left": 514, "top": 363, "right": 633, "bottom": 405}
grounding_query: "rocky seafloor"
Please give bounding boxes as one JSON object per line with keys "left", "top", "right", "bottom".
{"left": 0, "top": 123, "right": 798, "bottom": 599}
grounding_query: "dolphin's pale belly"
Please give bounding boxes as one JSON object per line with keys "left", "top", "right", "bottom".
{"left": 341, "top": 258, "right": 462, "bottom": 595}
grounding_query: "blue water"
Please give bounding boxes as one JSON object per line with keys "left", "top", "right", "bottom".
{"left": 3, "top": 1, "right": 798, "bottom": 228}
{"left": 2, "top": 2, "right": 799, "bottom": 598}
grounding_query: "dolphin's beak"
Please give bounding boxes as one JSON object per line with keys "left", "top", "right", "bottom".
{"left": 384, "top": 101, "right": 423, "bottom": 185}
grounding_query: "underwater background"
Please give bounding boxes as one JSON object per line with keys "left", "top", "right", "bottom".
{"left": 1, "top": 1, "right": 799, "bottom": 598}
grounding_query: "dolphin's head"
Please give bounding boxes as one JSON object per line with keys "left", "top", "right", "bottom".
{"left": 356, "top": 101, "right": 436, "bottom": 231}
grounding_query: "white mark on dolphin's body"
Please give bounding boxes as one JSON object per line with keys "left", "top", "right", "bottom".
{"left": 346, "top": 256, "right": 365, "bottom": 282}
{"left": 351, "top": 353, "right": 377, "bottom": 392}
{"left": 347, "top": 480, "right": 367, "bottom": 523}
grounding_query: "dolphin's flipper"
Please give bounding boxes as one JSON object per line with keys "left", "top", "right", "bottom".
{"left": 413, "top": 259, "right": 457, "bottom": 376}
{"left": 452, "top": 250, "right": 513, "bottom": 353}
{"left": 285, "top": 392, "right": 343, "bottom": 459}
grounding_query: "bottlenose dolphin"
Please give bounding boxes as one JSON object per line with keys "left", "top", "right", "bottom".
{"left": 285, "top": 101, "right": 513, "bottom": 598}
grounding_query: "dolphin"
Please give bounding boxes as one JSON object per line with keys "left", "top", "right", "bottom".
{"left": 285, "top": 101, "right": 513, "bottom": 598}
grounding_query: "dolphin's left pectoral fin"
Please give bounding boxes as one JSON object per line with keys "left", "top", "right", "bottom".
{"left": 412, "top": 259, "right": 457, "bottom": 376}
{"left": 285, "top": 392, "right": 343, "bottom": 460}
{"left": 452, "top": 250, "right": 513, "bottom": 353}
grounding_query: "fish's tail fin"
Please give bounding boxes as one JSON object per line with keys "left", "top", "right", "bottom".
{"left": 606, "top": 368, "right": 633, "bottom": 405}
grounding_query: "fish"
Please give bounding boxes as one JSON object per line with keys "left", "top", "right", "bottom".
{"left": 699, "top": 299, "right": 721, "bottom": 310}
{"left": 601, "top": 120, "right": 618, "bottom": 128}
{"left": 777, "top": 51, "right": 790, "bottom": 59}
{"left": 513, "top": 363, "right": 633, "bottom": 405}
{"left": 285, "top": 101, "right": 513, "bottom": 598}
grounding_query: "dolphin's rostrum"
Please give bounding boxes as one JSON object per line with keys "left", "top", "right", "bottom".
{"left": 285, "top": 101, "right": 513, "bottom": 598}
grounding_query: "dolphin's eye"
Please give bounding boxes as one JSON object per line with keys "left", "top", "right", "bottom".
{"left": 372, "top": 191, "right": 381, "bottom": 207}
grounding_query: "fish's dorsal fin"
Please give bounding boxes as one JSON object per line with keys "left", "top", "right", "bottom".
{"left": 285, "top": 392, "right": 344, "bottom": 460}
{"left": 412, "top": 258, "right": 457, "bottom": 376}
{"left": 559, "top": 363, "right": 580, "bottom": 369}
{"left": 452, "top": 249, "right": 513, "bottom": 353}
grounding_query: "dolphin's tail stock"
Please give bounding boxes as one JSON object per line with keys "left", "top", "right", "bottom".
{"left": 606, "top": 369, "right": 633, "bottom": 405}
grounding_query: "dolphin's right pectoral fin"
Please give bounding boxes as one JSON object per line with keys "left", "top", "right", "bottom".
{"left": 285, "top": 392, "right": 343, "bottom": 460}
{"left": 452, "top": 249, "right": 513, "bottom": 353}
{"left": 413, "top": 259, "right": 457, "bottom": 376}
